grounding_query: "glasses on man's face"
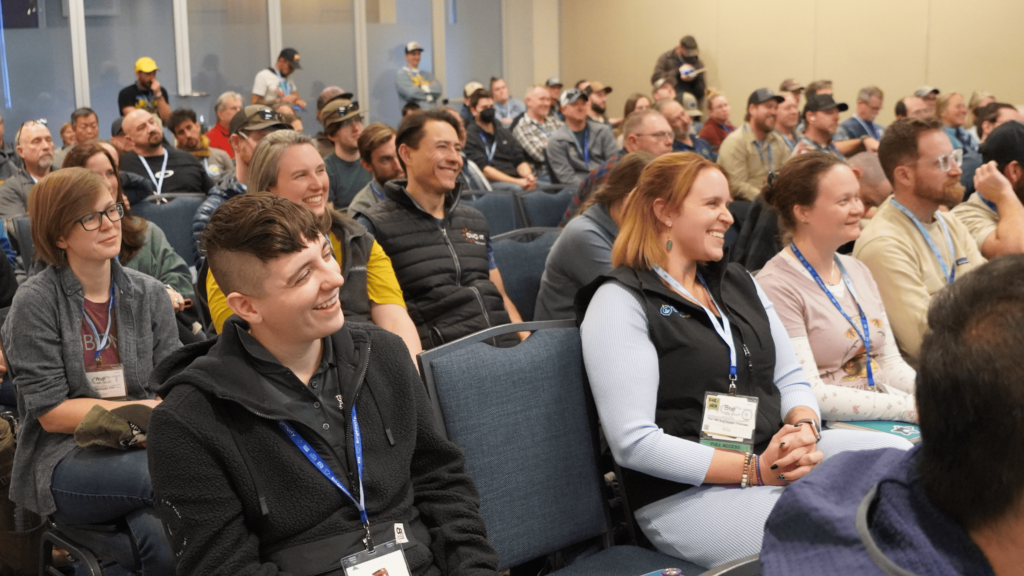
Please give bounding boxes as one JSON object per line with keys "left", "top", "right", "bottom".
{"left": 638, "top": 131, "right": 674, "bottom": 141}
{"left": 929, "top": 148, "right": 964, "bottom": 172}
{"left": 76, "top": 203, "right": 124, "bottom": 231}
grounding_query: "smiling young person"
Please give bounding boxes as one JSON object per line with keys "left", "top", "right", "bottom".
{"left": 757, "top": 153, "right": 918, "bottom": 423}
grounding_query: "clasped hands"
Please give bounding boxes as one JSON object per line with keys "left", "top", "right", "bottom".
{"left": 757, "top": 422, "right": 823, "bottom": 486}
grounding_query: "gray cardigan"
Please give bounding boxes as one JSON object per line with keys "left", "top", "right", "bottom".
{"left": 545, "top": 119, "right": 618, "bottom": 186}
{"left": 1, "top": 260, "right": 180, "bottom": 515}
{"left": 534, "top": 203, "right": 618, "bottom": 321}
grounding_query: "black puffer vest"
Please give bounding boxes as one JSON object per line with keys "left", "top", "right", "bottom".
{"left": 359, "top": 180, "right": 516, "bottom": 350}
{"left": 329, "top": 211, "right": 373, "bottom": 324}
{"left": 577, "top": 260, "right": 783, "bottom": 511}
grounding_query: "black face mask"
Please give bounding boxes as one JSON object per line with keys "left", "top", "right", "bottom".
{"left": 479, "top": 108, "right": 496, "bottom": 124}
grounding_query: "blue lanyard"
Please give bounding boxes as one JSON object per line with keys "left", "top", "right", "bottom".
{"left": 278, "top": 407, "right": 369, "bottom": 529}
{"left": 780, "top": 133, "right": 796, "bottom": 151}
{"left": 140, "top": 150, "right": 169, "bottom": 195}
{"left": 855, "top": 117, "right": 879, "bottom": 140}
{"left": 478, "top": 132, "right": 498, "bottom": 165}
{"left": 653, "top": 265, "right": 738, "bottom": 390}
{"left": 369, "top": 181, "right": 385, "bottom": 200}
{"left": 790, "top": 244, "right": 875, "bottom": 389}
{"left": 572, "top": 127, "right": 590, "bottom": 166}
{"left": 274, "top": 68, "right": 292, "bottom": 95}
{"left": 746, "top": 126, "right": 774, "bottom": 170}
{"left": 721, "top": 121, "right": 734, "bottom": 134}
{"left": 980, "top": 195, "right": 998, "bottom": 213}
{"left": 801, "top": 137, "right": 841, "bottom": 158}
{"left": 890, "top": 198, "right": 958, "bottom": 283}
{"left": 82, "top": 284, "right": 116, "bottom": 364}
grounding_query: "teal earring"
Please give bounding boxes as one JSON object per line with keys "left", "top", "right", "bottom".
{"left": 666, "top": 239, "right": 673, "bottom": 251}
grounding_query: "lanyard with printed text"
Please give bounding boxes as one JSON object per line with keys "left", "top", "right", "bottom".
{"left": 140, "top": 150, "right": 169, "bottom": 195}
{"left": 890, "top": 198, "right": 957, "bottom": 283}
{"left": 653, "top": 265, "right": 737, "bottom": 391}
{"left": 478, "top": 132, "right": 498, "bottom": 165}
{"left": 790, "top": 243, "right": 875, "bottom": 388}
{"left": 82, "top": 284, "right": 116, "bottom": 365}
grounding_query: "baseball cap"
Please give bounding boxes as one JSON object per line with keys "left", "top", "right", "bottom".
{"left": 405, "top": 41, "right": 424, "bottom": 54}
{"left": 111, "top": 118, "right": 124, "bottom": 137}
{"left": 317, "top": 86, "right": 347, "bottom": 112}
{"left": 135, "top": 57, "right": 158, "bottom": 73}
{"left": 914, "top": 86, "right": 940, "bottom": 98}
{"left": 279, "top": 48, "right": 302, "bottom": 70}
{"left": 748, "top": 88, "right": 785, "bottom": 107}
{"left": 560, "top": 88, "right": 588, "bottom": 108}
{"left": 587, "top": 81, "right": 613, "bottom": 95}
{"left": 680, "top": 35, "right": 699, "bottom": 56}
{"left": 780, "top": 78, "right": 804, "bottom": 93}
{"left": 545, "top": 77, "right": 563, "bottom": 88}
{"left": 681, "top": 92, "right": 702, "bottom": 118}
{"left": 320, "top": 97, "right": 363, "bottom": 130}
{"left": 463, "top": 81, "right": 484, "bottom": 98}
{"left": 803, "top": 94, "right": 849, "bottom": 115}
{"left": 980, "top": 120, "right": 1024, "bottom": 168}
{"left": 229, "top": 105, "right": 293, "bottom": 135}
{"left": 652, "top": 78, "right": 674, "bottom": 94}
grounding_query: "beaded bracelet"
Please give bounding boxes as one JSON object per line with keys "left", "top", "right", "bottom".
{"left": 740, "top": 453, "right": 752, "bottom": 488}
{"left": 754, "top": 454, "right": 763, "bottom": 486}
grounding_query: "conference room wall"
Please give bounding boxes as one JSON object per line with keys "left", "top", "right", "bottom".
{"left": 560, "top": 0, "right": 1024, "bottom": 128}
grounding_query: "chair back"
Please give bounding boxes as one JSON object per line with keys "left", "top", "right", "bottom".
{"left": 130, "top": 194, "right": 205, "bottom": 268}
{"left": 518, "top": 188, "right": 574, "bottom": 228}
{"left": 461, "top": 190, "right": 522, "bottom": 236}
{"left": 417, "top": 320, "right": 608, "bottom": 571}
{"left": 491, "top": 228, "right": 560, "bottom": 321}
{"left": 10, "top": 217, "right": 32, "bottom": 274}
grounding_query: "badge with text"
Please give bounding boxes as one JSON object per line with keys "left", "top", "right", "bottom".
{"left": 699, "top": 392, "right": 759, "bottom": 452}
{"left": 342, "top": 540, "right": 411, "bottom": 576}
{"left": 86, "top": 364, "right": 127, "bottom": 400}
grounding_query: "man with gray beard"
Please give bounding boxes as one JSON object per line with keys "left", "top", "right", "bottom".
{"left": 0, "top": 120, "right": 54, "bottom": 223}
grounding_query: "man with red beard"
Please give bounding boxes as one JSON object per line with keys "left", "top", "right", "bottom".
{"left": 854, "top": 116, "right": 986, "bottom": 365}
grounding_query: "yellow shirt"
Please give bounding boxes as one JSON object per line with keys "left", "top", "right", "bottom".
{"left": 206, "top": 236, "right": 405, "bottom": 333}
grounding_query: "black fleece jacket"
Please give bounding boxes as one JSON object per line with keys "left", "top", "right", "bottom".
{"left": 147, "top": 318, "right": 499, "bottom": 576}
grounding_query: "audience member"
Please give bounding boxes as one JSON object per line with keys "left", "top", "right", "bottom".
{"left": 535, "top": 151, "right": 653, "bottom": 321}
{"left": 459, "top": 82, "right": 484, "bottom": 125}
{"left": 252, "top": 48, "right": 306, "bottom": 110}
{"left": 894, "top": 95, "right": 930, "bottom": 120}
{"left": 650, "top": 35, "right": 706, "bottom": 107}
{"left": 652, "top": 77, "right": 677, "bottom": 104}
{"left": 797, "top": 95, "right": 847, "bottom": 159}
{"left": 464, "top": 89, "right": 536, "bottom": 192}
{"left": 779, "top": 78, "right": 804, "bottom": 104}
{"left": 834, "top": 86, "right": 884, "bottom": 157}
{"left": 109, "top": 117, "right": 132, "bottom": 155}
{"left": 966, "top": 90, "right": 996, "bottom": 136}
{"left": 347, "top": 123, "right": 403, "bottom": 217}
{"left": 697, "top": 91, "right": 736, "bottom": 153}
{"left": 579, "top": 81, "right": 614, "bottom": 125}
{"left": 545, "top": 77, "right": 563, "bottom": 118}
{"left": 53, "top": 107, "right": 99, "bottom": 170}
{"left": 275, "top": 103, "right": 294, "bottom": 118}
{"left": 205, "top": 91, "right": 243, "bottom": 158}
{"left": 444, "top": 107, "right": 491, "bottom": 191}
{"left": 513, "top": 85, "right": 564, "bottom": 182}
{"left": 624, "top": 93, "right": 652, "bottom": 119}
{"left": 775, "top": 92, "right": 802, "bottom": 151}
{"left": 547, "top": 88, "right": 618, "bottom": 186}
{"left": 284, "top": 112, "right": 303, "bottom": 132}
{"left": 718, "top": 88, "right": 789, "bottom": 201}
{"left": 357, "top": 110, "right": 526, "bottom": 349}
{"left": 762, "top": 255, "right": 1024, "bottom": 576}
{"left": 805, "top": 79, "right": 833, "bottom": 99}
{"left": 168, "top": 108, "right": 232, "bottom": 183}
{"left": 0, "top": 120, "right": 53, "bottom": 223}
{"left": 681, "top": 92, "right": 704, "bottom": 133}
{"left": 319, "top": 96, "right": 371, "bottom": 208}
{"left": 395, "top": 41, "right": 442, "bottom": 110}
{"left": 0, "top": 113, "right": 22, "bottom": 181}
{"left": 118, "top": 57, "right": 171, "bottom": 122}
{"left": 401, "top": 100, "right": 421, "bottom": 117}
{"left": 914, "top": 85, "right": 940, "bottom": 115}
{"left": 313, "top": 86, "right": 348, "bottom": 156}
{"left": 759, "top": 153, "right": 918, "bottom": 423}
{"left": 192, "top": 106, "right": 291, "bottom": 263}
{"left": 657, "top": 99, "right": 713, "bottom": 160}
{"left": 2, "top": 167, "right": 179, "bottom": 576}
{"left": 148, "top": 192, "right": 498, "bottom": 576}
{"left": 95, "top": 140, "right": 155, "bottom": 206}
{"left": 951, "top": 122, "right": 1024, "bottom": 259}
{"left": 578, "top": 153, "right": 910, "bottom": 569}
{"left": 490, "top": 77, "right": 525, "bottom": 127}
{"left": 846, "top": 152, "right": 892, "bottom": 215}
{"left": 937, "top": 92, "right": 979, "bottom": 153}
{"left": 120, "top": 110, "right": 215, "bottom": 195}
{"left": 975, "top": 102, "right": 1021, "bottom": 144}
{"left": 59, "top": 121, "right": 76, "bottom": 149}
{"left": 854, "top": 117, "right": 985, "bottom": 364}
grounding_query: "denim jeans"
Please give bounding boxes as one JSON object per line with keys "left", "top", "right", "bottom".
{"left": 50, "top": 447, "right": 175, "bottom": 576}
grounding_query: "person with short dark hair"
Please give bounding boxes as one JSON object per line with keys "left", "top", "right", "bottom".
{"left": 974, "top": 102, "right": 1020, "bottom": 144}
{"left": 443, "top": 107, "right": 492, "bottom": 192}
{"left": 650, "top": 35, "right": 706, "bottom": 108}
{"left": 804, "top": 80, "right": 833, "bottom": 100}
{"left": 252, "top": 48, "right": 306, "bottom": 110}
{"left": 835, "top": 86, "right": 884, "bottom": 157}
{"left": 2, "top": 168, "right": 179, "bottom": 576}
{"left": 357, "top": 109, "right": 527, "bottom": 349}
{"left": 119, "top": 57, "right": 171, "bottom": 122}
{"left": 490, "top": 76, "right": 525, "bottom": 127}
{"left": 347, "top": 123, "right": 403, "bottom": 217}
{"left": 148, "top": 191, "right": 498, "bottom": 576}
{"left": 578, "top": 80, "right": 614, "bottom": 125}
{"left": 0, "top": 120, "right": 54, "bottom": 223}
{"left": 110, "top": 117, "right": 132, "bottom": 155}
{"left": 321, "top": 95, "right": 372, "bottom": 208}
{"left": 762, "top": 254, "right": 1024, "bottom": 576}
{"left": 546, "top": 88, "right": 618, "bottom": 186}
{"left": 168, "top": 108, "right": 233, "bottom": 183}
{"left": 775, "top": 92, "right": 802, "bottom": 151}
{"left": 894, "top": 95, "right": 930, "bottom": 120}
{"left": 796, "top": 95, "right": 848, "bottom": 159}
{"left": 205, "top": 91, "right": 243, "bottom": 158}
{"left": 401, "top": 100, "right": 421, "bottom": 117}
{"left": 717, "top": 88, "right": 790, "bottom": 201}
{"left": 464, "top": 89, "right": 536, "bottom": 192}
{"left": 52, "top": 107, "right": 100, "bottom": 169}
{"left": 854, "top": 117, "right": 986, "bottom": 364}
{"left": 395, "top": 41, "right": 442, "bottom": 110}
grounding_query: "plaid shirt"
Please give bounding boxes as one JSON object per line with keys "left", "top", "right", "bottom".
{"left": 562, "top": 149, "right": 626, "bottom": 224}
{"left": 513, "top": 114, "right": 565, "bottom": 177}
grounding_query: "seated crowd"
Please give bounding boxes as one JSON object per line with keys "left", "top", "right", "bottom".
{"left": 0, "top": 33, "right": 1022, "bottom": 576}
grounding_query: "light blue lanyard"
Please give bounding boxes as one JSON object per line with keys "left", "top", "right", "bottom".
{"left": 369, "top": 181, "right": 385, "bottom": 200}
{"left": 82, "top": 284, "right": 116, "bottom": 364}
{"left": 780, "top": 133, "right": 796, "bottom": 151}
{"left": 274, "top": 68, "right": 292, "bottom": 95}
{"left": 653, "top": 265, "right": 737, "bottom": 390}
{"left": 746, "top": 126, "right": 774, "bottom": 171}
{"left": 890, "top": 198, "right": 957, "bottom": 283}
{"left": 855, "top": 117, "right": 879, "bottom": 140}
{"left": 140, "top": 150, "right": 169, "bottom": 195}
{"left": 801, "top": 137, "right": 841, "bottom": 158}
{"left": 478, "top": 132, "right": 498, "bottom": 165}
{"left": 790, "top": 243, "right": 875, "bottom": 389}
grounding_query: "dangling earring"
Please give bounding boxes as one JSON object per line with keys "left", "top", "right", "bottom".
{"left": 666, "top": 239, "right": 674, "bottom": 251}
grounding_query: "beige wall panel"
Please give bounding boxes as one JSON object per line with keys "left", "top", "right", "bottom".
{"left": 532, "top": 0, "right": 562, "bottom": 88}
{"left": 503, "top": 0, "right": 535, "bottom": 98}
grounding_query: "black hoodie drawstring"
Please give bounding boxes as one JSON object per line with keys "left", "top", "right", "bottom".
{"left": 362, "top": 381, "right": 394, "bottom": 447}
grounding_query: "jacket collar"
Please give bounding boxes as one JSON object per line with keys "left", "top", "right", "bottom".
{"left": 582, "top": 204, "right": 619, "bottom": 239}
{"left": 57, "top": 259, "right": 136, "bottom": 301}
{"left": 382, "top": 178, "right": 466, "bottom": 218}
{"left": 631, "top": 256, "right": 732, "bottom": 314}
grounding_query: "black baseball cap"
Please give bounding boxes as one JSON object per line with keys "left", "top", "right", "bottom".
{"left": 279, "top": 48, "right": 302, "bottom": 70}
{"left": 229, "top": 105, "right": 292, "bottom": 135}
{"left": 980, "top": 120, "right": 1024, "bottom": 169}
{"left": 803, "top": 94, "right": 849, "bottom": 116}
{"left": 545, "top": 77, "right": 563, "bottom": 88}
{"left": 111, "top": 118, "right": 123, "bottom": 137}
{"left": 748, "top": 88, "right": 785, "bottom": 107}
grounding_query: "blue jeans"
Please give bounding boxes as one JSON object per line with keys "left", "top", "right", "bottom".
{"left": 50, "top": 447, "right": 175, "bottom": 576}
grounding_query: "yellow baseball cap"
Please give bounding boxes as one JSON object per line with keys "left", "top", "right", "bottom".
{"left": 135, "top": 57, "right": 159, "bottom": 73}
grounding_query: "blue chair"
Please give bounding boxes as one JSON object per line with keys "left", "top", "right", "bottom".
{"left": 417, "top": 321, "right": 701, "bottom": 576}
{"left": 10, "top": 216, "right": 33, "bottom": 275}
{"left": 517, "top": 188, "right": 574, "bottom": 228}
{"left": 461, "top": 190, "right": 522, "bottom": 236}
{"left": 490, "top": 228, "right": 560, "bottom": 321}
{"left": 130, "top": 193, "right": 205, "bottom": 269}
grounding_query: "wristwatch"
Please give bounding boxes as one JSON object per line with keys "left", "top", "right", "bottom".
{"left": 795, "top": 418, "right": 821, "bottom": 441}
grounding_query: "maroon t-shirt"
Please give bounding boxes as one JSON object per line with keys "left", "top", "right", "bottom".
{"left": 81, "top": 298, "right": 121, "bottom": 370}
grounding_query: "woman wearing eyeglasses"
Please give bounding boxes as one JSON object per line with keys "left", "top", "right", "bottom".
{"left": 1, "top": 168, "right": 179, "bottom": 575}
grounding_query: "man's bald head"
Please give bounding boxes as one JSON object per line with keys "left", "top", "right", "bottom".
{"left": 524, "top": 85, "right": 552, "bottom": 121}
{"left": 122, "top": 109, "right": 163, "bottom": 154}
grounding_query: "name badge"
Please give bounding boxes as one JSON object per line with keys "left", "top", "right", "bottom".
{"left": 342, "top": 540, "right": 411, "bottom": 576}
{"left": 699, "top": 392, "right": 759, "bottom": 453}
{"left": 86, "top": 364, "right": 127, "bottom": 400}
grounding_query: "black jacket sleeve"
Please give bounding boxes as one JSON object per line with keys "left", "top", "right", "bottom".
{"left": 463, "top": 126, "right": 491, "bottom": 171}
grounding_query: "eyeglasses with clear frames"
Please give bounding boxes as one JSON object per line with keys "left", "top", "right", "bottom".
{"left": 931, "top": 149, "right": 964, "bottom": 172}
{"left": 637, "top": 131, "right": 674, "bottom": 141}
{"left": 76, "top": 203, "right": 125, "bottom": 231}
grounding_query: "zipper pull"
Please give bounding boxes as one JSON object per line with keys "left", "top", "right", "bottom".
{"left": 743, "top": 344, "right": 753, "bottom": 374}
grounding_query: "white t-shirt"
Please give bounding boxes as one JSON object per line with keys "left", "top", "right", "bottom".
{"left": 251, "top": 68, "right": 296, "bottom": 104}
